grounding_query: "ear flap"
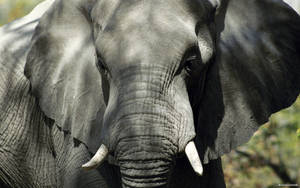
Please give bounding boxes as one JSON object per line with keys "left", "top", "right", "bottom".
{"left": 25, "top": 0, "right": 106, "bottom": 153}
{"left": 197, "top": 0, "right": 300, "bottom": 163}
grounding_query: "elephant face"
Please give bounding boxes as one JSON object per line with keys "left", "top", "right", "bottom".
{"left": 24, "top": 0, "right": 300, "bottom": 187}
{"left": 90, "top": 0, "right": 213, "bottom": 185}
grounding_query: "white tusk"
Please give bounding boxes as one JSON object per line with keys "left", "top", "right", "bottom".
{"left": 185, "top": 141, "right": 203, "bottom": 176}
{"left": 82, "top": 144, "right": 108, "bottom": 170}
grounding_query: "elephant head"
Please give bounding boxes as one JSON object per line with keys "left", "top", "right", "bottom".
{"left": 24, "top": 0, "right": 300, "bottom": 187}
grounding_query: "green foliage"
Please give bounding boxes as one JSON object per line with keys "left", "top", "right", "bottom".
{"left": 223, "top": 97, "right": 300, "bottom": 187}
{"left": 0, "top": 0, "right": 43, "bottom": 26}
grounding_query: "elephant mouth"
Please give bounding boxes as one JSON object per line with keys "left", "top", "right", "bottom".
{"left": 119, "top": 158, "right": 172, "bottom": 188}
{"left": 82, "top": 141, "right": 202, "bottom": 187}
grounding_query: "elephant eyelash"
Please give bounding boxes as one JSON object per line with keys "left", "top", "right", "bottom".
{"left": 185, "top": 55, "right": 197, "bottom": 65}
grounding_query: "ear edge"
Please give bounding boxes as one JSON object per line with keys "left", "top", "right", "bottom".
{"left": 196, "top": 0, "right": 300, "bottom": 164}
{"left": 24, "top": 1, "right": 106, "bottom": 153}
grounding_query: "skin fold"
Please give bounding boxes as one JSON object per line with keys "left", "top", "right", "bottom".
{"left": 0, "top": 0, "right": 300, "bottom": 187}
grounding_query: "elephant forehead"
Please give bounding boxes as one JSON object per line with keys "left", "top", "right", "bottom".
{"left": 93, "top": 0, "right": 203, "bottom": 68}
{"left": 91, "top": 0, "right": 203, "bottom": 42}
{"left": 91, "top": 0, "right": 203, "bottom": 30}
{"left": 96, "top": 29, "right": 193, "bottom": 66}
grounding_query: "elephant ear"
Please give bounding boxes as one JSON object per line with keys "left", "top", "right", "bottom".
{"left": 25, "top": 0, "right": 106, "bottom": 153}
{"left": 197, "top": 0, "right": 300, "bottom": 163}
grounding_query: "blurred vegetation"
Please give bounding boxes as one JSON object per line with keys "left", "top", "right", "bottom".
{"left": 1, "top": 1, "right": 299, "bottom": 188}
{"left": 0, "top": 0, "right": 43, "bottom": 26}
{"left": 223, "top": 98, "right": 300, "bottom": 187}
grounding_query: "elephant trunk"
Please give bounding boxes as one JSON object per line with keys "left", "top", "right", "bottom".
{"left": 117, "top": 137, "right": 174, "bottom": 188}
{"left": 112, "top": 99, "right": 179, "bottom": 187}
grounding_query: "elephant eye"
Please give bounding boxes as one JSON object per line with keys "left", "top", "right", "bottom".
{"left": 175, "top": 47, "right": 202, "bottom": 76}
{"left": 184, "top": 52, "right": 202, "bottom": 74}
{"left": 185, "top": 55, "right": 198, "bottom": 72}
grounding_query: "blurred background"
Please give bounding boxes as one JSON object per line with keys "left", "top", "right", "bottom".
{"left": 0, "top": 0, "right": 299, "bottom": 187}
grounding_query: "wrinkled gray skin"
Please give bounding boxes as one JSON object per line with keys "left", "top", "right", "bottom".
{"left": 1, "top": 0, "right": 300, "bottom": 187}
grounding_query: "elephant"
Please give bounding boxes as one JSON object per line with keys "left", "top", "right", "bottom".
{"left": 0, "top": 0, "right": 299, "bottom": 187}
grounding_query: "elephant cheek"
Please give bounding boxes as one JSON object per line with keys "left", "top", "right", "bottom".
{"left": 173, "top": 75, "right": 197, "bottom": 153}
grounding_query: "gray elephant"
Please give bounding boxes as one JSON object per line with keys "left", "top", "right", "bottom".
{"left": 0, "top": 0, "right": 299, "bottom": 187}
